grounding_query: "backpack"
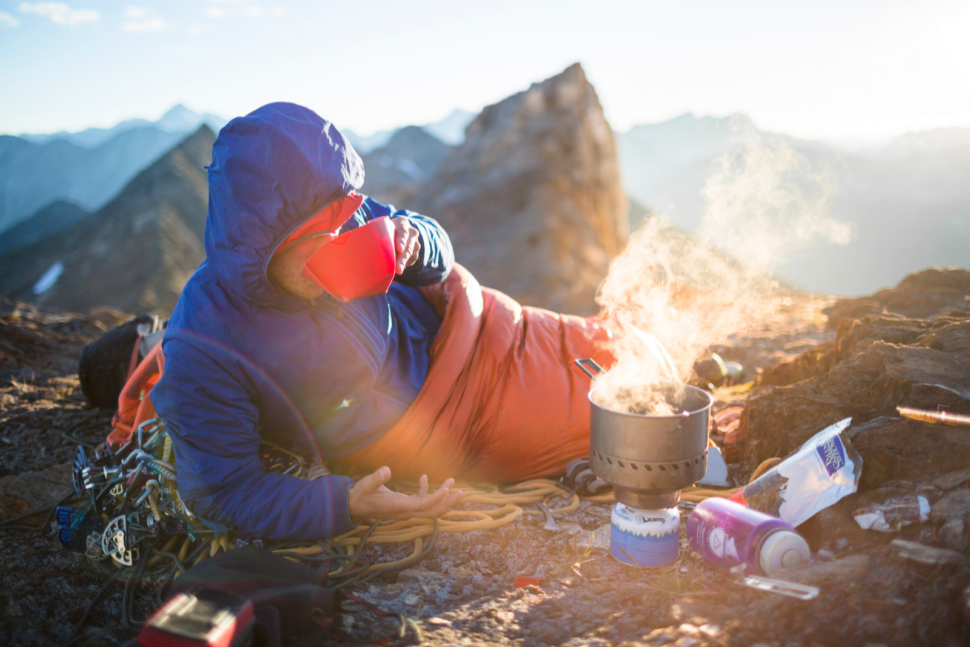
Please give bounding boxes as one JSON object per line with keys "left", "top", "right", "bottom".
{"left": 77, "top": 314, "right": 167, "bottom": 447}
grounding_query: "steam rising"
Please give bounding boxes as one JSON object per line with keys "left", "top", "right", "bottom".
{"left": 594, "top": 125, "right": 852, "bottom": 415}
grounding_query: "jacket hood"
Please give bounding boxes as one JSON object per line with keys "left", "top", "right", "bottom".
{"left": 204, "top": 102, "right": 365, "bottom": 306}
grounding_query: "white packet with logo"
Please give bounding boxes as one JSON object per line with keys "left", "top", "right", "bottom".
{"left": 735, "top": 418, "right": 862, "bottom": 527}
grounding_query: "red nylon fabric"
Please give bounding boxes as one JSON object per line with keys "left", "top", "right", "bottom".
{"left": 338, "top": 264, "right": 617, "bottom": 482}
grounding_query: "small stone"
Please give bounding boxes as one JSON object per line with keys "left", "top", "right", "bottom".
{"left": 891, "top": 539, "right": 966, "bottom": 566}
{"left": 54, "top": 553, "right": 74, "bottom": 571}
{"left": 403, "top": 593, "right": 421, "bottom": 606}
{"left": 799, "top": 554, "right": 871, "bottom": 582}
{"left": 939, "top": 519, "right": 968, "bottom": 552}
{"left": 427, "top": 617, "right": 452, "bottom": 626}
{"left": 644, "top": 628, "right": 676, "bottom": 644}
{"left": 6, "top": 599, "right": 23, "bottom": 617}
{"left": 929, "top": 489, "right": 970, "bottom": 524}
{"left": 341, "top": 614, "right": 355, "bottom": 628}
{"left": 530, "top": 620, "right": 566, "bottom": 645}
{"left": 698, "top": 624, "right": 721, "bottom": 637}
{"left": 934, "top": 467, "right": 970, "bottom": 490}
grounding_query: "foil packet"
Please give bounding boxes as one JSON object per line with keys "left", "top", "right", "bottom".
{"left": 854, "top": 495, "right": 930, "bottom": 532}
{"left": 732, "top": 418, "right": 862, "bottom": 527}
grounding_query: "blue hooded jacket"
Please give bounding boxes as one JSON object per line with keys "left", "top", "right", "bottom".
{"left": 150, "top": 103, "right": 454, "bottom": 539}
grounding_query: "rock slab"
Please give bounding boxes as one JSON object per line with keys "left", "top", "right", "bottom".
{"left": 410, "top": 63, "right": 628, "bottom": 315}
{"left": 740, "top": 269, "right": 970, "bottom": 494}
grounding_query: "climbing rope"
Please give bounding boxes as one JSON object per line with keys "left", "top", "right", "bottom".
{"left": 268, "top": 479, "right": 579, "bottom": 575}
{"left": 274, "top": 456, "right": 781, "bottom": 573}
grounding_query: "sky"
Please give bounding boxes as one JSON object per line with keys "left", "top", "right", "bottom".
{"left": 1, "top": 0, "right": 968, "bottom": 141}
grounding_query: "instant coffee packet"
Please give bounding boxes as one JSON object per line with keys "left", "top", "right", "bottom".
{"left": 732, "top": 418, "right": 862, "bottom": 527}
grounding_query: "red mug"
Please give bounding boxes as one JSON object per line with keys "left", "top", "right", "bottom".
{"left": 302, "top": 216, "right": 396, "bottom": 302}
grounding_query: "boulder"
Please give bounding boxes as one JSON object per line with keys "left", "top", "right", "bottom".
{"left": 742, "top": 312, "right": 970, "bottom": 470}
{"left": 408, "top": 63, "right": 628, "bottom": 315}
{"left": 823, "top": 267, "right": 970, "bottom": 328}
{"left": 739, "top": 269, "right": 970, "bottom": 492}
{"left": 848, "top": 417, "right": 970, "bottom": 491}
{"left": 759, "top": 338, "right": 838, "bottom": 387}
{"left": 762, "top": 293, "right": 965, "bottom": 388}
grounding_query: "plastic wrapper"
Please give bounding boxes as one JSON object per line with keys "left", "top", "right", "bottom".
{"left": 732, "top": 418, "right": 862, "bottom": 527}
{"left": 853, "top": 495, "right": 930, "bottom": 532}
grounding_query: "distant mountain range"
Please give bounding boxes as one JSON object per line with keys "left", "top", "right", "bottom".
{"left": 615, "top": 114, "right": 970, "bottom": 295}
{"left": 0, "top": 106, "right": 472, "bottom": 240}
{"left": 0, "top": 105, "right": 225, "bottom": 235}
{"left": 0, "top": 200, "right": 89, "bottom": 257}
{"left": 344, "top": 109, "right": 476, "bottom": 153}
{"left": 1, "top": 103, "right": 966, "bottom": 301}
{"left": 359, "top": 126, "right": 451, "bottom": 204}
{"left": 0, "top": 110, "right": 462, "bottom": 261}
{"left": 18, "top": 104, "right": 226, "bottom": 149}
{"left": 0, "top": 126, "right": 214, "bottom": 313}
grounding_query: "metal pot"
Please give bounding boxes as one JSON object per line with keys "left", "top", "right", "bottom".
{"left": 576, "top": 358, "right": 714, "bottom": 509}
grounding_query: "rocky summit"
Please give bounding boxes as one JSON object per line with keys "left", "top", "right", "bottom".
{"left": 410, "top": 63, "right": 629, "bottom": 315}
{"left": 3, "top": 268, "right": 970, "bottom": 646}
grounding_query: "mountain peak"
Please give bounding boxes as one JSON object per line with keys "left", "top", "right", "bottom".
{"left": 423, "top": 109, "right": 475, "bottom": 146}
{"left": 161, "top": 103, "right": 191, "bottom": 116}
{"left": 409, "top": 63, "right": 627, "bottom": 315}
{"left": 157, "top": 104, "right": 204, "bottom": 133}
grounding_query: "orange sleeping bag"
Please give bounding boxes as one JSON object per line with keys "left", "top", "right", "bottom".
{"left": 339, "top": 263, "right": 617, "bottom": 482}
{"left": 106, "top": 263, "right": 615, "bottom": 482}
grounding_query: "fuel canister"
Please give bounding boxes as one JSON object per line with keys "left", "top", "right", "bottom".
{"left": 610, "top": 503, "right": 680, "bottom": 567}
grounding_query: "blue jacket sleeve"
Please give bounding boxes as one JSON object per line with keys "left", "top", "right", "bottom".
{"left": 359, "top": 196, "right": 454, "bottom": 286}
{"left": 152, "top": 339, "right": 357, "bottom": 540}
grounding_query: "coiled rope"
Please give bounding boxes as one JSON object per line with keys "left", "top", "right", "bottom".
{"left": 270, "top": 479, "right": 580, "bottom": 575}
{"left": 267, "top": 458, "right": 780, "bottom": 574}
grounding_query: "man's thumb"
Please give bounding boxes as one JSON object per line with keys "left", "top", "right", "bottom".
{"left": 360, "top": 466, "right": 391, "bottom": 492}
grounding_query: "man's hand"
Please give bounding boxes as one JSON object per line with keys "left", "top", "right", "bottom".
{"left": 393, "top": 218, "right": 421, "bottom": 274}
{"left": 348, "top": 466, "right": 462, "bottom": 521}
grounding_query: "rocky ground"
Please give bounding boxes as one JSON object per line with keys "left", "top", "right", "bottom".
{"left": 2, "top": 270, "right": 970, "bottom": 646}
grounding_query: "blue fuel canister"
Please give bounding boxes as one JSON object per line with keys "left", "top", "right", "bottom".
{"left": 610, "top": 503, "right": 680, "bottom": 567}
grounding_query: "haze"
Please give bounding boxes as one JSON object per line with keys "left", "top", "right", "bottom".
{"left": 1, "top": 0, "right": 968, "bottom": 142}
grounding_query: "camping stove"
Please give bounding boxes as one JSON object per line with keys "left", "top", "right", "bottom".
{"left": 576, "top": 359, "right": 714, "bottom": 509}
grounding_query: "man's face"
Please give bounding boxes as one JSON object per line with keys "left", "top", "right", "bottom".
{"left": 266, "top": 235, "right": 330, "bottom": 300}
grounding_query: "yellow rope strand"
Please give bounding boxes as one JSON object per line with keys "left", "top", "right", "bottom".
{"left": 268, "top": 460, "right": 779, "bottom": 574}
{"left": 273, "top": 480, "right": 569, "bottom": 567}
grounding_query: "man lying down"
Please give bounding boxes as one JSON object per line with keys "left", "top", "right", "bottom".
{"left": 151, "top": 102, "right": 617, "bottom": 539}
